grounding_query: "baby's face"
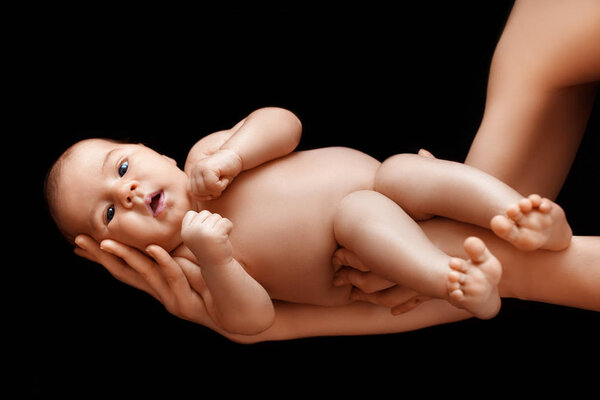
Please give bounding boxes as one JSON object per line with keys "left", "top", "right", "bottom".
{"left": 57, "top": 139, "right": 193, "bottom": 252}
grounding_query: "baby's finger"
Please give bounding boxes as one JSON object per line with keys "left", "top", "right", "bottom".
{"left": 202, "top": 169, "right": 221, "bottom": 192}
{"left": 216, "top": 217, "right": 233, "bottom": 235}
{"left": 181, "top": 210, "right": 199, "bottom": 228}
{"left": 189, "top": 173, "right": 209, "bottom": 197}
{"left": 203, "top": 213, "right": 224, "bottom": 228}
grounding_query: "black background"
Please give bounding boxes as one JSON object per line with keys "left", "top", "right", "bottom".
{"left": 17, "top": 2, "right": 599, "bottom": 395}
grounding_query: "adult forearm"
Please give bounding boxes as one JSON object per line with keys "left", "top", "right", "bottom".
{"left": 225, "top": 299, "right": 470, "bottom": 344}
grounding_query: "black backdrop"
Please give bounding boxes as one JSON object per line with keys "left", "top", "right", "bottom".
{"left": 20, "top": 2, "right": 598, "bottom": 395}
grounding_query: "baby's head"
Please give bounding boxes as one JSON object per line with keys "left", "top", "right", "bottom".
{"left": 45, "top": 138, "right": 193, "bottom": 252}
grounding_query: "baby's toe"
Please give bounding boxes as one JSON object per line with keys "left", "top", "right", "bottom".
{"left": 449, "top": 289, "right": 464, "bottom": 303}
{"left": 506, "top": 205, "right": 524, "bottom": 222}
{"left": 447, "top": 279, "right": 461, "bottom": 294}
{"left": 528, "top": 194, "right": 542, "bottom": 207}
{"left": 464, "top": 236, "right": 487, "bottom": 263}
{"left": 491, "top": 215, "right": 521, "bottom": 244}
{"left": 518, "top": 198, "right": 533, "bottom": 213}
{"left": 539, "top": 198, "right": 553, "bottom": 213}
{"left": 449, "top": 258, "right": 467, "bottom": 272}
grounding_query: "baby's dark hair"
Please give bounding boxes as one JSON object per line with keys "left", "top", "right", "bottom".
{"left": 44, "top": 138, "right": 130, "bottom": 245}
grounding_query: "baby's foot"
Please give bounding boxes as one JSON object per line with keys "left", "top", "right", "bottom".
{"left": 447, "top": 237, "right": 502, "bottom": 320}
{"left": 490, "top": 194, "right": 572, "bottom": 251}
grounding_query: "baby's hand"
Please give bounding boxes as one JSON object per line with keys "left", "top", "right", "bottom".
{"left": 181, "top": 210, "right": 234, "bottom": 268}
{"left": 188, "top": 149, "right": 243, "bottom": 200}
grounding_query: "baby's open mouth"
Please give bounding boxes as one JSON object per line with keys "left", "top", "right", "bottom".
{"left": 146, "top": 190, "right": 166, "bottom": 217}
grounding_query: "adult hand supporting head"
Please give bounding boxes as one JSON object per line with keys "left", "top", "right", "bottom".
{"left": 73, "top": 235, "right": 212, "bottom": 326}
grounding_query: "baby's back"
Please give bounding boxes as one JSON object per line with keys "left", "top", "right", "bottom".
{"left": 208, "top": 147, "right": 380, "bottom": 306}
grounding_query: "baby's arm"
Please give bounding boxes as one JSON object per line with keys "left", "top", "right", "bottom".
{"left": 181, "top": 210, "right": 275, "bottom": 335}
{"left": 185, "top": 107, "right": 302, "bottom": 199}
{"left": 376, "top": 153, "right": 572, "bottom": 251}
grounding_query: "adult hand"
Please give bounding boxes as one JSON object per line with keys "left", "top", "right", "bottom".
{"left": 73, "top": 235, "right": 212, "bottom": 326}
{"left": 332, "top": 247, "right": 431, "bottom": 315}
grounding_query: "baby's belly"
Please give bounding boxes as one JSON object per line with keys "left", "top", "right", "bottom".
{"left": 248, "top": 233, "right": 355, "bottom": 306}
{"left": 211, "top": 147, "right": 380, "bottom": 306}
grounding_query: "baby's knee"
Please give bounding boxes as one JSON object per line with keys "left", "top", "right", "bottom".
{"left": 374, "top": 153, "right": 422, "bottom": 193}
{"left": 334, "top": 190, "right": 397, "bottom": 244}
{"left": 334, "top": 191, "right": 380, "bottom": 234}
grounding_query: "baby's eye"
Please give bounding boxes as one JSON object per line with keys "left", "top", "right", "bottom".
{"left": 106, "top": 205, "right": 115, "bottom": 223}
{"left": 118, "top": 161, "right": 128, "bottom": 177}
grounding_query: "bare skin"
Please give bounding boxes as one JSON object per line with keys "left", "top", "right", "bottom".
{"left": 336, "top": 0, "right": 600, "bottom": 314}
{"left": 74, "top": 217, "right": 599, "bottom": 344}
{"left": 491, "top": 194, "right": 572, "bottom": 251}
{"left": 48, "top": 1, "right": 599, "bottom": 343}
{"left": 447, "top": 237, "right": 502, "bottom": 319}
{"left": 465, "top": 0, "right": 600, "bottom": 200}
{"left": 52, "top": 105, "right": 576, "bottom": 337}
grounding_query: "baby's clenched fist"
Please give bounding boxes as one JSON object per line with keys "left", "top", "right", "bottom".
{"left": 181, "top": 210, "right": 234, "bottom": 268}
{"left": 188, "top": 149, "right": 243, "bottom": 200}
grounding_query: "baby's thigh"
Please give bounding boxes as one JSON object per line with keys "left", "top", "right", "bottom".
{"left": 332, "top": 190, "right": 434, "bottom": 258}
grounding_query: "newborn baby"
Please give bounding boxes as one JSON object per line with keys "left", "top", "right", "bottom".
{"left": 45, "top": 107, "right": 572, "bottom": 335}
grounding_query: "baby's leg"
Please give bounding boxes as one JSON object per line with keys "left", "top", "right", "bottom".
{"left": 333, "top": 190, "right": 501, "bottom": 319}
{"left": 374, "top": 153, "right": 572, "bottom": 251}
{"left": 447, "top": 237, "right": 502, "bottom": 319}
{"left": 420, "top": 218, "right": 600, "bottom": 312}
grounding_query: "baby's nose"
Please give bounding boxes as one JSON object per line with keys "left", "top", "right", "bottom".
{"left": 117, "top": 181, "right": 142, "bottom": 208}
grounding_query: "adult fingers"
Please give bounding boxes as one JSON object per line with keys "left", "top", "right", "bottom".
{"left": 333, "top": 267, "right": 396, "bottom": 293}
{"left": 75, "top": 235, "right": 157, "bottom": 297}
{"left": 146, "top": 245, "right": 191, "bottom": 294}
{"left": 99, "top": 239, "right": 168, "bottom": 300}
{"left": 390, "top": 295, "right": 432, "bottom": 315}
{"left": 350, "top": 285, "right": 422, "bottom": 309}
{"left": 147, "top": 248, "right": 211, "bottom": 324}
{"left": 73, "top": 246, "right": 97, "bottom": 264}
{"left": 332, "top": 247, "right": 369, "bottom": 272}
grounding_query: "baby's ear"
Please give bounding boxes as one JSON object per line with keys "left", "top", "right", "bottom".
{"left": 162, "top": 154, "right": 177, "bottom": 166}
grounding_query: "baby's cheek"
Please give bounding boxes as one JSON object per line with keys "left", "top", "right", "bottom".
{"left": 109, "top": 216, "right": 153, "bottom": 252}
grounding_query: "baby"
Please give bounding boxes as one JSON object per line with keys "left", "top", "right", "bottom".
{"left": 45, "top": 107, "right": 573, "bottom": 335}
